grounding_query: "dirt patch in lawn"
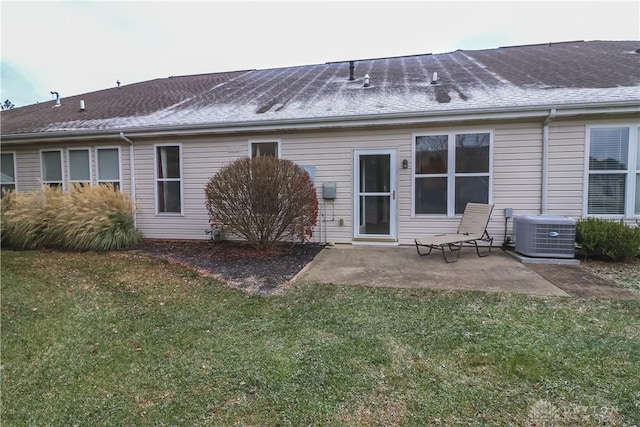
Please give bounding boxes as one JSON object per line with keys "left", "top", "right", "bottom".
{"left": 132, "top": 239, "right": 324, "bottom": 295}
{"left": 527, "top": 260, "right": 639, "bottom": 299}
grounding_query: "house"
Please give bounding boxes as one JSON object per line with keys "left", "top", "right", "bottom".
{"left": 1, "top": 40, "right": 639, "bottom": 246}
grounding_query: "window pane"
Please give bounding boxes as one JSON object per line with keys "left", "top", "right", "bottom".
{"left": 157, "top": 146, "right": 181, "bottom": 178}
{"left": 1, "top": 153, "right": 15, "bottom": 183}
{"left": 456, "top": 133, "right": 489, "bottom": 173}
{"left": 42, "top": 151, "right": 62, "bottom": 181}
{"left": 359, "top": 195, "right": 390, "bottom": 234}
{"left": 455, "top": 176, "right": 489, "bottom": 214}
{"left": 588, "top": 174, "right": 625, "bottom": 214}
{"left": 415, "top": 135, "right": 448, "bottom": 174}
{"left": 1, "top": 184, "right": 15, "bottom": 197}
{"left": 69, "top": 150, "right": 90, "bottom": 181}
{"left": 98, "top": 149, "right": 120, "bottom": 180}
{"left": 415, "top": 177, "right": 447, "bottom": 214}
{"left": 158, "top": 181, "right": 181, "bottom": 213}
{"left": 360, "top": 154, "right": 390, "bottom": 193}
{"left": 99, "top": 182, "right": 120, "bottom": 191}
{"left": 589, "top": 128, "right": 629, "bottom": 170}
{"left": 252, "top": 142, "right": 277, "bottom": 157}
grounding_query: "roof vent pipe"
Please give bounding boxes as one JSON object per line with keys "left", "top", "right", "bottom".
{"left": 117, "top": 80, "right": 121, "bottom": 88}
{"left": 80, "top": 100, "right": 85, "bottom": 111}
{"left": 363, "top": 74, "right": 370, "bottom": 87}
{"left": 50, "top": 91, "right": 61, "bottom": 106}
{"left": 431, "top": 72, "right": 438, "bottom": 85}
{"left": 349, "top": 61, "right": 355, "bottom": 81}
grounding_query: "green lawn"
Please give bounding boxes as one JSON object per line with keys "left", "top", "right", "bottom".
{"left": 2, "top": 250, "right": 639, "bottom": 426}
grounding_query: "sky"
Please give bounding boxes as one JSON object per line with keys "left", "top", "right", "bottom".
{"left": 1, "top": 0, "right": 639, "bottom": 108}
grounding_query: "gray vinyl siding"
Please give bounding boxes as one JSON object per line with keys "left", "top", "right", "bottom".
{"left": 132, "top": 122, "right": 546, "bottom": 244}
{"left": 6, "top": 114, "right": 637, "bottom": 244}
{"left": 133, "top": 130, "right": 405, "bottom": 241}
{"left": 139, "top": 115, "right": 636, "bottom": 241}
{"left": 4, "top": 142, "right": 130, "bottom": 193}
{"left": 402, "top": 122, "right": 545, "bottom": 245}
{"left": 286, "top": 128, "right": 410, "bottom": 244}
{"left": 492, "top": 122, "right": 542, "bottom": 214}
{"left": 546, "top": 116, "right": 640, "bottom": 225}
{"left": 133, "top": 136, "right": 240, "bottom": 240}
{"left": 546, "top": 122, "right": 586, "bottom": 217}
{"left": 489, "top": 122, "right": 543, "bottom": 243}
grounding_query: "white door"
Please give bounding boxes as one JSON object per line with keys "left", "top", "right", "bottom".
{"left": 353, "top": 149, "right": 397, "bottom": 241}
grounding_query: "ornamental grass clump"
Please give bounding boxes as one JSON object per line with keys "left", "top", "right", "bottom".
{"left": 576, "top": 217, "right": 640, "bottom": 261}
{"left": 55, "top": 184, "right": 141, "bottom": 251}
{"left": 205, "top": 156, "right": 318, "bottom": 250}
{"left": 1, "top": 184, "right": 141, "bottom": 251}
{"left": 1, "top": 187, "right": 50, "bottom": 249}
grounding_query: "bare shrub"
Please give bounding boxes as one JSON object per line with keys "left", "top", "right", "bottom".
{"left": 204, "top": 156, "right": 318, "bottom": 250}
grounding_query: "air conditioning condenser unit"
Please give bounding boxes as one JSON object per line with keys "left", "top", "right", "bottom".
{"left": 514, "top": 215, "right": 576, "bottom": 258}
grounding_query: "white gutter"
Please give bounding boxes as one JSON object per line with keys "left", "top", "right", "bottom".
{"left": 119, "top": 132, "right": 137, "bottom": 227}
{"left": 3, "top": 101, "right": 639, "bottom": 144}
{"left": 541, "top": 108, "right": 557, "bottom": 214}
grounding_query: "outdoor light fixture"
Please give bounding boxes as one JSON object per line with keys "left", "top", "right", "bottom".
{"left": 363, "top": 74, "right": 370, "bottom": 87}
{"left": 402, "top": 159, "right": 409, "bottom": 169}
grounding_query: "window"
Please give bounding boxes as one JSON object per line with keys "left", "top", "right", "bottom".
{"left": 1, "top": 152, "right": 16, "bottom": 194}
{"left": 413, "top": 132, "right": 491, "bottom": 216}
{"left": 155, "top": 145, "right": 182, "bottom": 214}
{"left": 41, "top": 150, "right": 63, "bottom": 187}
{"left": 68, "top": 149, "right": 91, "bottom": 186}
{"left": 250, "top": 140, "right": 279, "bottom": 158}
{"left": 586, "top": 125, "right": 640, "bottom": 216}
{"left": 97, "top": 148, "right": 121, "bottom": 190}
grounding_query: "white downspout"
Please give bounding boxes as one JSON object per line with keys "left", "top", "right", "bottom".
{"left": 541, "top": 108, "right": 557, "bottom": 214}
{"left": 119, "top": 132, "right": 137, "bottom": 227}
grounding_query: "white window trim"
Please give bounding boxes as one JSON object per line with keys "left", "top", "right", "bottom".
{"left": 1, "top": 151, "right": 17, "bottom": 191}
{"left": 40, "top": 149, "right": 64, "bottom": 189}
{"left": 67, "top": 147, "right": 93, "bottom": 186}
{"left": 154, "top": 143, "right": 184, "bottom": 216}
{"left": 96, "top": 146, "right": 122, "bottom": 189}
{"left": 248, "top": 139, "right": 282, "bottom": 158}
{"left": 583, "top": 124, "right": 640, "bottom": 218}
{"left": 411, "top": 130, "right": 493, "bottom": 218}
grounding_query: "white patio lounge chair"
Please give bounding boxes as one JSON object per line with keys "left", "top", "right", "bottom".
{"left": 414, "top": 203, "right": 495, "bottom": 263}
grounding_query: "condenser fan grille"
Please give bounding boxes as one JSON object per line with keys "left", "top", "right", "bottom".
{"left": 514, "top": 215, "right": 576, "bottom": 258}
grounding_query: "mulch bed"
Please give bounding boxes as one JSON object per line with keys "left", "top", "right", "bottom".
{"left": 131, "top": 240, "right": 638, "bottom": 299}
{"left": 132, "top": 239, "right": 324, "bottom": 295}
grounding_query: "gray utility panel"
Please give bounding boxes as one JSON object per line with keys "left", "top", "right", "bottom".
{"left": 322, "top": 182, "right": 336, "bottom": 200}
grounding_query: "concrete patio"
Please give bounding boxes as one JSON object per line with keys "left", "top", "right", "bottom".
{"left": 292, "top": 244, "right": 572, "bottom": 297}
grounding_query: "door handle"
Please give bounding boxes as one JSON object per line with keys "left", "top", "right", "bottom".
{"left": 392, "top": 190, "right": 396, "bottom": 200}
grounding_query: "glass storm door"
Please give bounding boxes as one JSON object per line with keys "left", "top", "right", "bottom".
{"left": 353, "top": 149, "right": 397, "bottom": 241}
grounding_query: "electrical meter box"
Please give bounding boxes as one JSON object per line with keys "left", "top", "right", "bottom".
{"left": 323, "top": 182, "right": 336, "bottom": 200}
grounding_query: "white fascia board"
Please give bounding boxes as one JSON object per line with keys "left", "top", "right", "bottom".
{"left": 3, "top": 101, "right": 639, "bottom": 144}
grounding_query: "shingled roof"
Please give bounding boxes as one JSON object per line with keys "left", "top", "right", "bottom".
{"left": 2, "top": 40, "right": 639, "bottom": 136}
